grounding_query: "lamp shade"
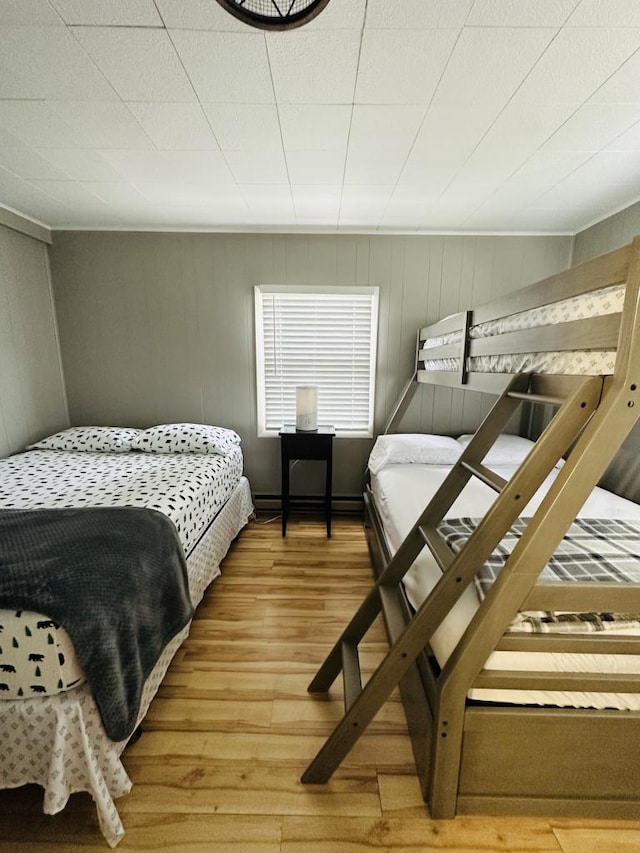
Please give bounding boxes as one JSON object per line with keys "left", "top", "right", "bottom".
{"left": 296, "top": 386, "right": 318, "bottom": 431}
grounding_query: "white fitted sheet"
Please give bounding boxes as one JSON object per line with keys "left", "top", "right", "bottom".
{"left": 370, "top": 462, "right": 640, "bottom": 710}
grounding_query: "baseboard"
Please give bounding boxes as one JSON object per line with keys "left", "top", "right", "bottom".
{"left": 252, "top": 493, "right": 364, "bottom": 514}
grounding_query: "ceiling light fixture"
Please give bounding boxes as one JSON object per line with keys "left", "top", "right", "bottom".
{"left": 213, "top": 0, "right": 332, "bottom": 31}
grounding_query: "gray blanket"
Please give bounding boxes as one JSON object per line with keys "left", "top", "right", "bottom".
{"left": 0, "top": 506, "right": 194, "bottom": 741}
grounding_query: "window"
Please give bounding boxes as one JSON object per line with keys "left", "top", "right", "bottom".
{"left": 255, "top": 285, "right": 379, "bottom": 437}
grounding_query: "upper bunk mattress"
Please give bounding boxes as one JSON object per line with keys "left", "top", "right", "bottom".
{"left": 0, "top": 447, "right": 243, "bottom": 699}
{"left": 370, "top": 462, "right": 640, "bottom": 710}
{"left": 421, "top": 283, "right": 623, "bottom": 375}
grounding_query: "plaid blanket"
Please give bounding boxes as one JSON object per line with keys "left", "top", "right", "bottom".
{"left": 438, "top": 517, "right": 640, "bottom": 633}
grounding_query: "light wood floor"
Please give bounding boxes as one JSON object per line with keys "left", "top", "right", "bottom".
{"left": 2, "top": 513, "right": 640, "bottom": 852}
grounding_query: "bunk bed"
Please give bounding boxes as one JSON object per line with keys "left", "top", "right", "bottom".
{"left": 0, "top": 423, "right": 254, "bottom": 846}
{"left": 301, "top": 237, "right": 640, "bottom": 821}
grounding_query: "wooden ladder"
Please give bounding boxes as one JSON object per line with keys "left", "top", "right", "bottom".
{"left": 301, "top": 372, "right": 604, "bottom": 784}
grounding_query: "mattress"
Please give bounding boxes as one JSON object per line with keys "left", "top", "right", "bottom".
{"left": 420, "top": 283, "right": 623, "bottom": 375}
{"left": 0, "top": 447, "right": 243, "bottom": 700}
{"left": 370, "top": 462, "right": 640, "bottom": 710}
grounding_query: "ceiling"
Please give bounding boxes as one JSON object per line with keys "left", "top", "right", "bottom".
{"left": 2, "top": 0, "right": 640, "bottom": 235}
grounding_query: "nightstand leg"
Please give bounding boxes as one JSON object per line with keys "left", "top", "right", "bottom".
{"left": 325, "top": 453, "right": 332, "bottom": 538}
{"left": 281, "top": 456, "right": 289, "bottom": 537}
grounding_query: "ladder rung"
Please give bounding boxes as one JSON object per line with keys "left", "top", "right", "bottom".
{"left": 497, "top": 632, "right": 640, "bottom": 655}
{"left": 378, "top": 584, "right": 406, "bottom": 645}
{"left": 460, "top": 460, "right": 507, "bottom": 493}
{"left": 418, "top": 524, "right": 455, "bottom": 572}
{"left": 507, "top": 390, "right": 565, "bottom": 407}
{"left": 340, "top": 641, "right": 362, "bottom": 712}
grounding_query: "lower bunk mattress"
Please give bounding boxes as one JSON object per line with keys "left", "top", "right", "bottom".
{"left": 370, "top": 460, "right": 640, "bottom": 711}
{"left": 0, "top": 446, "right": 253, "bottom": 846}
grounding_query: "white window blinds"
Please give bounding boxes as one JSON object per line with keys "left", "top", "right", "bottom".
{"left": 255, "top": 286, "right": 379, "bottom": 437}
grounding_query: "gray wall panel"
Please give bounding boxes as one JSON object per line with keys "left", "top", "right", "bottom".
{"left": 49, "top": 232, "right": 572, "bottom": 496}
{"left": 0, "top": 224, "right": 68, "bottom": 457}
{"left": 573, "top": 203, "right": 640, "bottom": 503}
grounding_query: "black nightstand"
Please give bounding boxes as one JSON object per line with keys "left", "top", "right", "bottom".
{"left": 279, "top": 425, "right": 335, "bottom": 537}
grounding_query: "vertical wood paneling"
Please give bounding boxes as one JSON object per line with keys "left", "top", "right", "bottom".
{"left": 572, "top": 202, "right": 640, "bottom": 503}
{"left": 0, "top": 224, "right": 67, "bottom": 458}
{"left": 573, "top": 201, "right": 640, "bottom": 264}
{"left": 49, "top": 232, "right": 572, "bottom": 495}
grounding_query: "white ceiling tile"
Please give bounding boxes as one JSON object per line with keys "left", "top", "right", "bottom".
{"left": 28, "top": 179, "right": 107, "bottom": 208}
{"left": 0, "top": 147, "right": 70, "bottom": 180}
{"left": 50, "top": 0, "right": 161, "bottom": 25}
{"left": 171, "top": 30, "right": 274, "bottom": 103}
{"left": 100, "top": 150, "right": 235, "bottom": 184}
{"left": 127, "top": 103, "right": 218, "bottom": 150}
{"left": 512, "top": 28, "right": 640, "bottom": 104}
{"left": 79, "top": 182, "right": 147, "bottom": 206}
{"left": 0, "top": 26, "right": 118, "bottom": 100}
{"left": 590, "top": 50, "right": 640, "bottom": 103}
{"left": 240, "top": 184, "right": 294, "bottom": 215}
{"left": 0, "top": 0, "right": 63, "bottom": 25}
{"left": 0, "top": 166, "right": 70, "bottom": 220}
{"left": 439, "top": 176, "right": 502, "bottom": 206}
{"left": 291, "top": 185, "right": 341, "bottom": 219}
{"left": 298, "top": 0, "right": 366, "bottom": 30}
{"left": 226, "top": 149, "right": 288, "bottom": 184}
{"left": 132, "top": 181, "right": 247, "bottom": 209}
{"left": 154, "top": 0, "right": 254, "bottom": 31}
{"left": 507, "top": 150, "right": 594, "bottom": 189}
{"left": 366, "top": 0, "right": 473, "bottom": 29}
{"left": 279, "top": 105, "right": 351, "bottom": 151}
{"left": 348, "top": 105, "right": 425, "bottom": 152}
{"left": 567, "top": 0, "right": 640, "bottom": 27}
{"left": 356, "top": 29, "right": 458, "bottom": 105}
{"left": 0, "top": 101, "right": 80, "bottom": 148}
{"left": 459, "top": 103, "right": 578, "bottom": 182}
{"left": 544, "top": 103, "right": 640, "bottom": 152}
{"left": 268, "top": 30, "right": 360, "bottom": 104}
{"left": 203, "top": 104, "right": 281, "bottom": 151}
{"left": 411, "top": 102, "right": 499, "bottom": 163}
{"left": 37, "top": 148, "right": 128, "bottom": 181}
{"left": 344, "top": 149, "right": 408, "bottom": 185}
{"left": 72, "top": 27, "right": 195, "bottom": 102}
{"left": 608, "top": 120, "right": 640, "bottom": 151}
{"left": 50, "top": 101, "right": 155, "bottom": 149}
{"left": 467, "top": 0, "right": 579, "bottom": 27}
{"left": 286, "top": 150, "right": 345, "bottom": 185}
{"left": 340, "top": 185, "right": 393, "bottom": 218}
{"left": 531, "top": 151, "right": 640, "bottom": 208}
{"left": 434, "top": 27, "right": 555, "bottom": 105}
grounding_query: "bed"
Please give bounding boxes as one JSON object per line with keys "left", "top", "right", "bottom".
{"left": 303, "top": 236, "right": 640, "bottom": 820}
{"left": 0, "top": 423, "right": 254, "bottom": 846}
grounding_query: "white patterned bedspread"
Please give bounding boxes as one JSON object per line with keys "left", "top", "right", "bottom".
{"left": 0, "top": 448, "right": 243, "bottom": 700}
{"left": 0, "top": 447, "right": 243, "bottom": 557}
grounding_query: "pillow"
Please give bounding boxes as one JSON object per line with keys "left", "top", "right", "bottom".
{"left": 456, "top": 433, "right": 535, "bottom": 466}
{"left": 27, "top": 426, "right": 142, "bottom": 453}
{"left": 368, "top": 433, "right": 462, "bottom": 474}
{"left": 131, "top": 423, "right": 241, "bottom": 455}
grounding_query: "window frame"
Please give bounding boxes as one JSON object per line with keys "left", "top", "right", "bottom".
{"left": 254, "top": 284, "right": 379, "bottom": 439}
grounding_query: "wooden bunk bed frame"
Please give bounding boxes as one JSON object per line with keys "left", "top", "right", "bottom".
{"left": 302, "top": 236, "right": 640, "bottom": 820}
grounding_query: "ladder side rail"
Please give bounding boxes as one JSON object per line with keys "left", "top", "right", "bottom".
{"left": 429, "top": 371, "right": 640, "bottom": 817}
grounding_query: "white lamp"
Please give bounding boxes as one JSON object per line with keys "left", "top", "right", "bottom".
{"left": 296, "top": 385, "right": 318, "bottom": 431}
